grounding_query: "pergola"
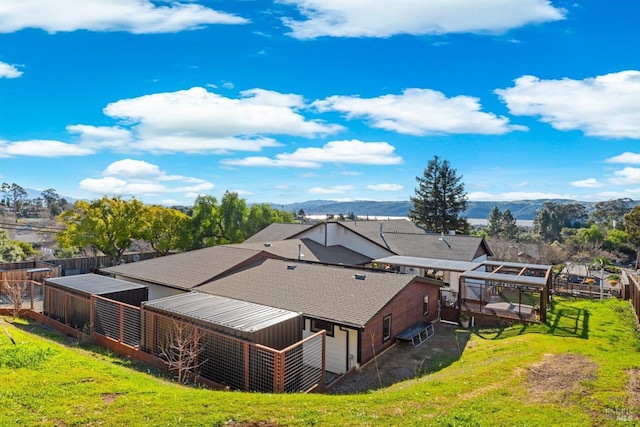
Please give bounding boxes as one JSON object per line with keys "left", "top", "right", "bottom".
{"left": 459, "top": 261, "right": 552, "bottom": 323}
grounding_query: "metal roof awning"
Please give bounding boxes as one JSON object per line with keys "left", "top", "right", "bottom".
{"left": 373, "top": 255, "right": 481, "bottom": 272}
{"left": 46, "top": 273, "right": 148, "bottom": 295}
{"left": 143, "top": 292, "right": 301, "bottom": 333}
{"left": 460, "top": 270, "right": 548, "bottom": 287}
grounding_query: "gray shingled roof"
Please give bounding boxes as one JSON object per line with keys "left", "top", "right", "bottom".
{"left": 339, "top": 219, "right": 427, "bottom": 237}
{"left": 376, "top": 233, "right": 491, "bottom": 261}
{"left": 195, "top": 259, "right": 424, "bottom": 328}
{"left": 226, "top": 238, "right": 371, "bottom": 266}
{"left": 102, "top": 246, "right": 267, "bottom": 290}
{"left": 243, "top": 223, "right": 315, "bottom": 243}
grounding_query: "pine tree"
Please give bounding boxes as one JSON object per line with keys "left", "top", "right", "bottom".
{"left": 409, "top": 156, "right": 469, "bottom": 234}
{"left": 501, "top": 209, "right": 518, "bottom": 240}
{"left": 487, "top": 206, "right": 503, "bottom": 237}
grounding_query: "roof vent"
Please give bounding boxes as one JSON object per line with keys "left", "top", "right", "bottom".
{"left": 264, "top": 242, "right": 272, "bottom": 247}
{"left": 354, "top": 273, "right": 366, "bottom": 280}
{"left": 286, "top": 265, "right": 297, "bottom": 270}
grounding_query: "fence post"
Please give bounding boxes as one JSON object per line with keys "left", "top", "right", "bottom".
{"left": 64, "top": 293, "right": 69, "bottom": 326}
{"left": 321, "top": 330, "right": 326, "bottom": 389}
{"left": 119, "top": 304, "right": 124, "bottom": 344}
{"left": 90, "top": 295, "right": 95, "bottom": 333}
{"left": 244, "top": 342, "right": 250, "bottom": 391}
{"left": 273, "top": 351, "right": 280, "bottom": 393}
{"left": 30, "top": 281, "right": 34, "bottom": 311}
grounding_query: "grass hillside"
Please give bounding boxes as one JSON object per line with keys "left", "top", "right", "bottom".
{"left": 1, "top": 298, "right": 639, "bottom": 426}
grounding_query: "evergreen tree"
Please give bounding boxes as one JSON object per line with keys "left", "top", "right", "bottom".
{"left": 501, "top": 209, "right": 518, "bottom": 240}
{"left": 487, "top": 206, "right": 503, "bottom": 237}
{"left": 409, "top": 156, "right": 469, "bottom": 234}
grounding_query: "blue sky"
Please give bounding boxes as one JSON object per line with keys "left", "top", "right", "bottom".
{"left": 0, "top": 0, "right": 638, "bottom": 207}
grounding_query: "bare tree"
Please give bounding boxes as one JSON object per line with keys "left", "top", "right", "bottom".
{"left": 158, "top": 319, "right": 206, "bottom": 384}
{"left": 1, "top": 280, "right": 25, "bottom": 318}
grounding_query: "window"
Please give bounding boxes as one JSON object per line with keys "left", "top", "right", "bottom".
{"left": 423, "top": 295, "right": 429, "bottom": 316}
{"left": 382, "top": 314, "right": 392, "bottom": 342}
{"left": 311, "top": 319, "right": 334, "bottom": 337}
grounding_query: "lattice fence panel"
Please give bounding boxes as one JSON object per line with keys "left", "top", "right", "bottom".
{"left": 249, "top": 345, "right": 276, "bottom": 393}
{"left": 282, "top": 332, "right": 324, "bottom": 393}
{"left": 199, "top": 329, "right": 247, "bottom": 390}
{"left": 93, "top": 298, "right": 141, "bottom": 347}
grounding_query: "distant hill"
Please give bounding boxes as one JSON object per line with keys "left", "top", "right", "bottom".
{"left": 278, "top": 199, "right": 638, "bottom": 221}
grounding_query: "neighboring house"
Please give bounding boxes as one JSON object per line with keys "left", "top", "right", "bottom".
{"left": 194, "top": 259, "right": 442, "bottom": 374}
{"left": 226, "top": 238, "right": 371, "bottom": 266}
{"left": 247, "top": 220, "right": 492, "bottom": 263}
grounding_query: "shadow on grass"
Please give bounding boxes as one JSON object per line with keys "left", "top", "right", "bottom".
{"left": 473, "top": 299, "right": 590, "bottom": 341}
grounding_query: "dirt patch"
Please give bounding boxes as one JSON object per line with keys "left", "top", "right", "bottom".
{"left": 101, "top": 393, "right": 119, "bottom": 405}
{"left": 330, "top": 323, "right": 469, "bottom": 394}
{"left": 527, "top": 353, "right": 598, "bottom": 402}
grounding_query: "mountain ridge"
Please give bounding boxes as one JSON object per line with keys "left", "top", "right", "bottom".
{"left": 274, "top": 199, "right": 638, "bottom": 221}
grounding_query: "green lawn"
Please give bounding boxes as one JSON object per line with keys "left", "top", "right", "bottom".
{"left": 1, "top": 297, "right": 639, "bottom": 426}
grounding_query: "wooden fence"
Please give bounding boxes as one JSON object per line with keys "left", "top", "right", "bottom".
{"left": 0, "top": 252, "right": 159, "bottom": 277}
{"left": 0, "top": 260, "right": 62, "bottom": 282}
{"left": 627, "top": 271, "right": 640, "bottom": 326}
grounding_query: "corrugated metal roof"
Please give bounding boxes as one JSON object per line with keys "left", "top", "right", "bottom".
{"left": 373, "top": 255, "right": 481, "bottom": 272}
{"left": 46, "top": 273, "right": 147, "bottom": 295}
{"left": 460, "top": 270, "right": 547, "bottom": 287}
{"left": 143, "top": 292, "right": 300, "bottom": 332}
{"left": 480, "top": 260, "right": 551, "bottom": 270}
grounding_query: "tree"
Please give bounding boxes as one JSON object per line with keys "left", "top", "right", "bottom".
{"left": 57, "top": 196, "right": 146, "bottom": 266}
{"left": 533, "top": 202, "right": 587, "bottom": 242}
{"left": 0, "top": 183, "right": 9, "bottom": 206}
{"left": 409, "top": 156, "right": 469, "bottom": 234}
{"left": 501, "top": 209, "right": 518, "bottom": 241}
{"left": 41, "top": 188, "right": 64, "bottom": 217}
{"left": 140, "top": 206, "right": 191, "bottom": 255}
{"left": 589, "top": 198, "right": 633, "bottom": 231}
{"left": 0, "top": 229, "right": 28, "bottom": 262}
{"left": 624, "top": 205, "right": 640, "bottom": 268}
{"left": 486, "top": 206, "right": 503, "bottom": 237}
{"left": 8, "top": 183, "right": 27, "bottom": 214}
{"left": 189, "top": 195, "right": 223, "bottom": 249}
{"left": 219, "top": 191, "right": 249, "bottom": 244}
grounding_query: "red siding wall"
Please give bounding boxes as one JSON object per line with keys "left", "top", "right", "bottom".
{"left": 359, "top": 280, "right": 440, "bottom": 365}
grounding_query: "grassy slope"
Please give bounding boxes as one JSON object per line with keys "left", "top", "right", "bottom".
{"left": 1, "top": 298, "right": 639, "bottom": 427}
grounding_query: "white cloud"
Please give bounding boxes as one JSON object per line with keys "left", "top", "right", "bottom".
{"left": 571, "top": 178, "right": 603, "bottom": 188}
{"left": 608, "top": 167, "right": 640, "bottom": 186}
{"left": 67, "top": 124, "right": 133, "bottom": 149}
{"left": 79, "top": 159, "right": 214, "bottom": 197}
{"left": 495, "top": 71, "right": 640, "bottom": 139}
{"left": 104, "top": 87, "right": 342, "bottom": 154}
{"left": 0, "top": 61, "right": 22, "bottom": 78}
{"left": 222, "top": 140, "right": 403, "bottom": 168}
{"left": 597, "top": 188, "right": 640, "bottom": 200}
{"left": 280, "top": 0, "right": 564, "bottom": 39}
{"left": 0, "top": 139, "right": 94, "bottom": 157}
{"left": 314, "top": 89, "right": 525, "bottom": 135}
{"left": 367, "top": 183, "right": 403, "bottom": 191}
{"left": 605, "top": 152, "right": 640, "bottom": 164}
{"left": 0, "top": 0, "right": 247, "bottom": 34}
{"left": 309, "top": 185, "right": 356, "bottom": 194}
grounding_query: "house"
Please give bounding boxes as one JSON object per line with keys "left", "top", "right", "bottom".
{"left": 103, "top": 245, "right": 277, "bottom": 300}
{"left": 246, "top": 220, "right": 492, "bottom": 263}
{"left": 193, "top": 259, "right": 442, "bottom": 374}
